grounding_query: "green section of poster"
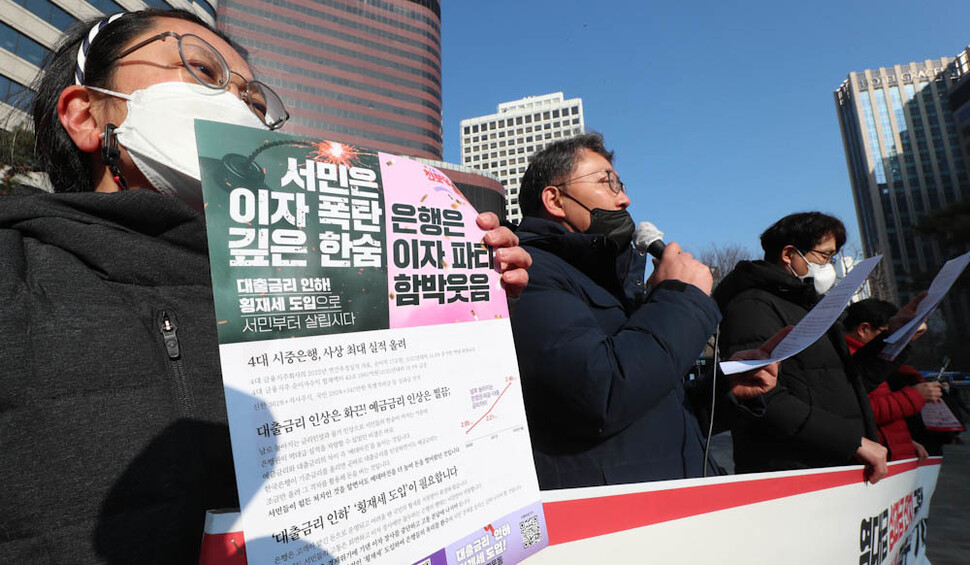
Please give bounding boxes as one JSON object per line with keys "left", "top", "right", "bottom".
{"left": 196, "top": 120, "right": 389, "bottom": 344}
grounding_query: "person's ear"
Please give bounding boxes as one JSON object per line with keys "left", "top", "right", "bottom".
{"left": 540, "top": 185, "right": 567, "bottom": 219}
{"left": 780, "top": 245, "right": 799, "bottom": 267}
{"left": 57, "top": 85, "right": 102, "bottom": 154}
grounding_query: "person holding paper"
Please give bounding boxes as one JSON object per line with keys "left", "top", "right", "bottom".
{"left": 844, "top": 299, "right": 939, "bottom": 461}
{"left": 509, "top": 133, "right": 784, "bottom": 488}
{"left": 715, "top": 212, "right": 900, "bottom": 482}
{"left": 0, "top": 10, "right": 532, "bottom": 563}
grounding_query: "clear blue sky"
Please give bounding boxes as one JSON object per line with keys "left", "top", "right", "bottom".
{"left": 440, "top": 0, "right": 970, "bottom": 256}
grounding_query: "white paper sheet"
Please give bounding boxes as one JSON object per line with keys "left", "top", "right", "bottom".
{"left": 719, "top": 255, "right": 882, "bottom": 375}
{"left": 880, "top": 251, "right": 970, "bottom": 360}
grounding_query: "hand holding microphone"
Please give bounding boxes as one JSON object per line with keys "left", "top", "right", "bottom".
{"left": 637, "top": 221, "right": 713, "bottom": 296}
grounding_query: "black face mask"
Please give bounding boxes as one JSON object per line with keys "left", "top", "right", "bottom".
{"left": 561, "top": 191, "right": 635, "bottom": 254}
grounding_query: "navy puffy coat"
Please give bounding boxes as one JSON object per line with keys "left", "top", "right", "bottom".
{"left": 510, "top": 217, "right": 721, "bottom": 489}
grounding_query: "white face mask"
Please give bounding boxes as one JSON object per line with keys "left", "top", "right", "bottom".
{"left": 791, "top": 249, "right": 838, "bottom": 295}
{"left": 89, "top": 81, "right": 266, "bottom": 209}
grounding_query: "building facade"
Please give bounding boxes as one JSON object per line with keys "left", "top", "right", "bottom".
{"left": 218, "top": 0, "right": 443, "bottom": 160}
{"left": 948, "top": 47, "right": 970, "bottom": 174}
{"left": 459, "top": 92, "right": 585, "bottom": 224}
{"left": 835, "top": 53, "right": 970, "bottom": 356}
{"left": 0, "top": 0, "right": 216, "bottom": 131}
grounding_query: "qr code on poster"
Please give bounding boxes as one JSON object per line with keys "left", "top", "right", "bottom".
{"left": 520, "top": 515, "right": 541, "bottom": 548}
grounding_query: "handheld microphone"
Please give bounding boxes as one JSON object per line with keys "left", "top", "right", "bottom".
{"left": 634, "top": 221, "right": 666, "bottom": 259}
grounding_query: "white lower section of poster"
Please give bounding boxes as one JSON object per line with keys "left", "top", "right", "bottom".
{"left": 219, "top": 318, "right": 547, "bottom": 565}
{"left": 526, "top": 459, "right": 940, "bottom": 565}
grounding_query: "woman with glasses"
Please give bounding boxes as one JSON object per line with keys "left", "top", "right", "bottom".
{"left": 0, "top": 9, "right": 530, "bottom": 563}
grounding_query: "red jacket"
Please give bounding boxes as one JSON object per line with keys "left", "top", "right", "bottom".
{"left": 846, "top": 335, "right": 925, "bottom": 461}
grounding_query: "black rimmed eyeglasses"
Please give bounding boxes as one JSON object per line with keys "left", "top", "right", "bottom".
{"left": 112, "top": 31, "right": 289, "bottom": 130}
{"left": 805, "top": 248, "right": 839, "bottom": 264}
{"left": 554, "top": 168, "right": 625, "bottom": 195}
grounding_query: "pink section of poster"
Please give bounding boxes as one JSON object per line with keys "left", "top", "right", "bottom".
{"left": 380, "top": 154, "right": 509, "bottom": 328}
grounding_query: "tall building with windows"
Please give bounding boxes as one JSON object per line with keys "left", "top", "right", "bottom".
{"left": 0, "top": 0, "right": 216, "bottom": 131}
{"left": 460, "top": 92, "right": 585, "bottom": 224}
{"left": 948, "top": 47, "right": 970, "bottom": 171}
{"left": 218, "top": 0, "right": 443, "bottom": 160}
{"left": 835, "top": 52, "right": 970, "bottom": 352}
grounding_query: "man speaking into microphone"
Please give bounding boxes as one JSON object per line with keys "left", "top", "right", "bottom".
{"left": 510, "top": 133, "right": 780, "bottom": 488}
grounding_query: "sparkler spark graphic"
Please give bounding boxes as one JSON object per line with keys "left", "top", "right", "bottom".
{"left": 309, "top": 141, "right": 360, "bottom": 167}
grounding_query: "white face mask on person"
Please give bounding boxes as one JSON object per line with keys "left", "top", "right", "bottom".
{"left": 89, "top": 81, "right": 266, "bottom": 208}
{"left": 789, "top": 249, "right": 838, "bottom": 294}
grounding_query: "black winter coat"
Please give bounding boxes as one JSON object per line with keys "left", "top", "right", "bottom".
{"left": 714, "top": 260, "right": 886, "bottom": 473}
{"left": 0, "top": 187, "right": 236, "bottom": 564}
{"left": 510, "top": 217, "right": 721, "bottom": 489}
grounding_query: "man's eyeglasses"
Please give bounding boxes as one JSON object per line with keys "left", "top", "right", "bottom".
{"left": 806, "top": 248, "right": 839, "bottom": 264}
{"left": 111, "top": 31, "right": 289, "bottom": 130}
{"left": 555, "top": 168, "right": 625, "bottom": 195}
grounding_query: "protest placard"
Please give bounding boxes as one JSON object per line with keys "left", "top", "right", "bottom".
{"left": 197, "top": 121, "right": 547, "bottom": 565}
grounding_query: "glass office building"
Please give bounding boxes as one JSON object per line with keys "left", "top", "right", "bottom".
{"left": 218, "top": 0, "right": 443, "bottom": 160}
{"left": 835, "top": 53, "right": 970, "bottom": 350}
{"left": 948, "top": 47, "right": 970, "bottom": 174}
{"left": 0, "top": 0, "right": 216, "bottom": 131}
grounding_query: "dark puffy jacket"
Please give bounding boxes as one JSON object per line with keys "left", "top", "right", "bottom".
{"left": 847, "top": 335, "right": 925, "bottom": 461}
{"left": 714, "top": 260, "right": 887, "bottom": 472}
{"left": 0, "top": 187, "right": 236, "bottom": 564}
{"left": 510, "top": 217, "right": 721, "bottom": 489}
